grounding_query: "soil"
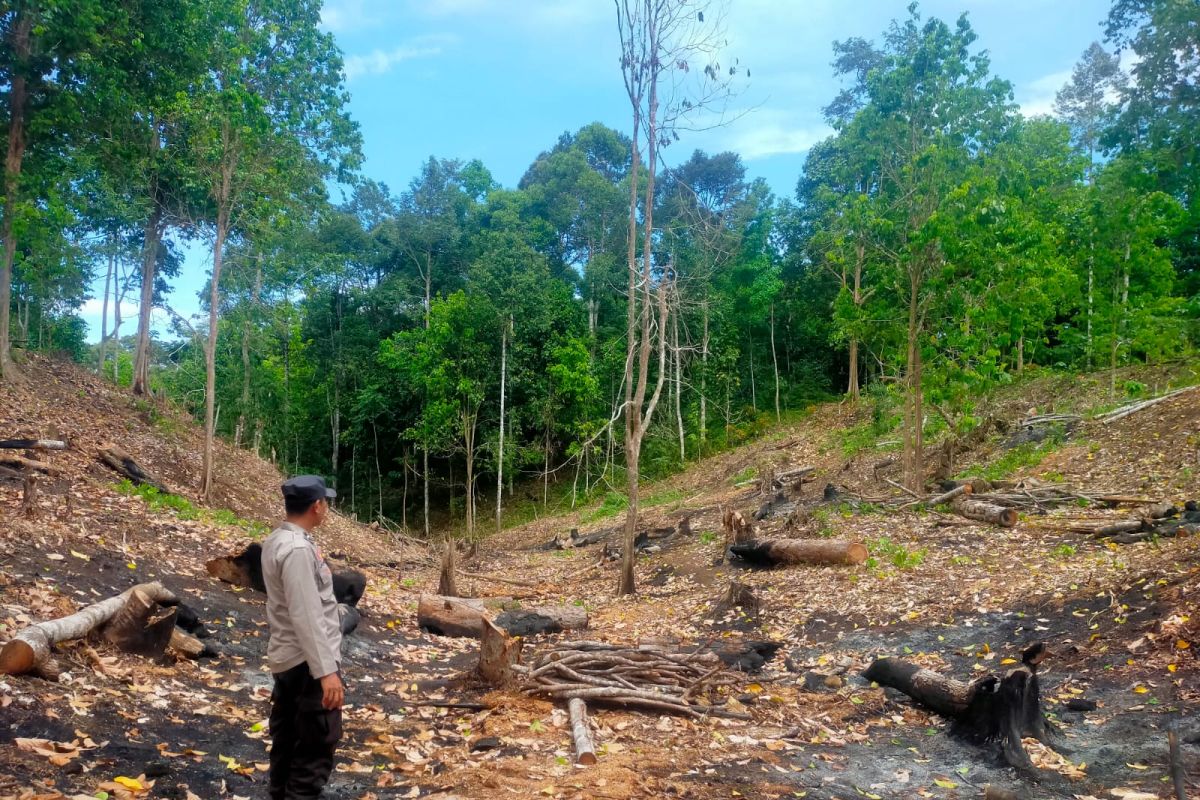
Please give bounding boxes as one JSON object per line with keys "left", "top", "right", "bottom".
{"left": 2, "top": 356, "right": 1198, "bottom": 799}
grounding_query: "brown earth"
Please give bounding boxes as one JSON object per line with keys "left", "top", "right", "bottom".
{"left": 1, "top": 356, "right": 1198, "bottom": 800}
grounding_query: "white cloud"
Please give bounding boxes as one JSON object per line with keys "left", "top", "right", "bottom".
{"left": 321, "top": 0, "right": 379, "bottom": 33}
{"left": 413, "top": 0, "right": 606, "bottom": 29}
{"left": 78, "top": 298, "right": 140, "bottom": 321}
{"left": 1016, "top": 69, "right": 1070, "bottom": 118}
{"left": 343, "top": 36, "right": 453, "bottom": 80}
{"left": 728, "top": 122, "right": 832, "bottom": 160}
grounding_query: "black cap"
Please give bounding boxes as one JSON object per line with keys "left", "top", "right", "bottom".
{"left": 282, "top": 475, "right": 336, "bottom": 506}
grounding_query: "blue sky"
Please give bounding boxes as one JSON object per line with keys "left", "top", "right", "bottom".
{"left": 80, "top": 0, "right": 1114, "bottom": 342}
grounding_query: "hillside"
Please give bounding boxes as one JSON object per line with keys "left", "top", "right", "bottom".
{"left": 2, "top": 356, "right": 1199, "bottom": 800}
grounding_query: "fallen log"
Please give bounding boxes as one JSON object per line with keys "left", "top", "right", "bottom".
{"left": 864, "top": 642, "right": 1068, "bottom": 773}
{"left": 98, "top": 443, "right": 167, "bottom": 492}
{"left": 206, "top": 544, "right": 265, "bottom": 592}
{"left": 417, "top": 594, "right": 587, "bottom": 638}
{"left": 729, "top": 538, "right": 868, "bottom": 567}
{"left": 1092, "top": 519, "right": 1145, "bottom": 537}
{"left": 477, "top": 617, "right": 522, "bottom": 686}
{"left": 1098, "top": 385, "right": 1198, "bottom": 424}
{"left": 950, "top": 496, "right": 1018, "bottom": 528}
{"left": 0, "top": 453, "right": 58, "bottom": 474}
{"left": 568, "top": 698, "right": 598, "bottom": 765}
{"left": 0, "top": 439, "right": 68, "bottom": 450}
{"left": 0, "top": 581, "right": 178, "bottom": 676}
{"left": 898, "top": 483, "right": 971, "bottom": 512}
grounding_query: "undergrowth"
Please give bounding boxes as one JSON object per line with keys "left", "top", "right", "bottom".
{"left": 866, "top": 536, "right": 927, "bottom": 571}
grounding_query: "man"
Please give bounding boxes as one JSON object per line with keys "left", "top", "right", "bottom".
{"left": 262, "top": 475, "right": 345, "bottom": 799}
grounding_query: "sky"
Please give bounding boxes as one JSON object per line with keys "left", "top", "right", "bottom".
{"left": 79, "top": 0, "right": 1116, "bottom": 343}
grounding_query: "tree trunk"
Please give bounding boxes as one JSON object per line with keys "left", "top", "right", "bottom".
{"left": 202, "top": 219, "right": 228, "bottom": 500}
{"left": 133, "top": 151, "right": 164, "bottom": 396}
{"left": 477, "top": 617, "right": 522, "bottom": 687}
{"left": 423, "top": 446, "right": 430, "bottom": 537}
{"left": 770, "top": 302, "right": 781, "bottom": 423}
{"left": 438, "top": 537, "right": 458, "bottom": 597}
{"left": 903, "top": 268, "right": 924, "bottom": 493}
{"left": 729, "top": 538, "right": 869, "bottom": 567}
{"left": 749, "top": 335, "right": 757, "bottom": 412}
{"left": 373, "top": 422, "right": 382, "bottom": 522}
{"left": 99, "top": 250, "right": 114, "bottom": 375}
{"left": 496, "top": 317, "right": 508, "bottom": 533}
{"left": 236, "top": 259, "right": 261, "bottom": 448}
{"left": 673, "top": 289, "right": 684, "bottom": 462}
{"left": 417, "top": 594, "right": 588, "bottom": 639}
{"left": 848, "top": 241, "right": 864, "bottom": 399}
{"left": 0, "top": 10, "right": 31, "bottom": 381}
{"left": 619, "top": 89, "right": 642, "bottom": 599}
{"left": 0, "top": 582, "right": 179, "bottom": 676}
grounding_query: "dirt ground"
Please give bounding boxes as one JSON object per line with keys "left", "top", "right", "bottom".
{"left": 1, "top": 357, "right": 1198, "bottom": 799}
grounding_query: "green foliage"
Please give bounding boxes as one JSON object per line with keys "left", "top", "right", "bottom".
{"left": 868, "top": 536, "right": 927, "bottom": 570}
{"left": 581, "top": 492, "right": 628, "bottom": 523}
{"left": 731, "top": 467, "right": 758, "bottom": 485}
{"left": 114, "top": 480, "right": 268, "bottom": 537}
{"left": 971, "top": 435, "right": 1064, "bottom": 481}
{"left": 1053, "top": 543, "right": 1077, "bottom": 559}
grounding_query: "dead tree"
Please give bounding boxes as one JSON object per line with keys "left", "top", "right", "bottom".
{"left": 864, "top": 642, "right": 1068, "bottom": 773}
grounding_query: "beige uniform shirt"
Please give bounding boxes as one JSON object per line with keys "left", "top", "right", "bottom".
{"left": 261, "top": 521, "right": 342, "bottom": 678}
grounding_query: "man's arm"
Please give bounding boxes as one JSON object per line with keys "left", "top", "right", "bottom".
{"left": 278, "top": 546, "right": 341, "bottom": 681}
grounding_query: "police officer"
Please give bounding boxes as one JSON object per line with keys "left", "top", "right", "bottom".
{"left": 262, "top": 475, "right": 345, "bottom": 799}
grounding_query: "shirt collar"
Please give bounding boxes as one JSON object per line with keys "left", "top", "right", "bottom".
{"left": 279, "top": 520, "right": 313, "bottom": 541}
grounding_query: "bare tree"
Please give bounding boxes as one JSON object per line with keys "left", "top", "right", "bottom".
{"left": 613, "top": 0, "right": 738, "bottom": 596}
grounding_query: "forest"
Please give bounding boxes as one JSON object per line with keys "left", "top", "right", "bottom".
{"left": 1, "top": 0, "right": 1197, "bottom": 586}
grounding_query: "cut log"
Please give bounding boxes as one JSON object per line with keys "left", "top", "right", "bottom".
{"left": 568, "top": 698, "right": 598, "bottom": 765}
{"left": 477, "top": 617, "right": 522, "bottom": 686}
{"left": 1098, "top": 385, "right": 1198, "bottom": 424}
{"left": 729, "top": 538, "right": 868, "bottom": 567}
{"left": 98, "top": 443, "right": 167, "bottom": 493}
{"left": 0, "top": 453, "right": 58, "bottom": 474}
{"left": 864, "top": 642, "right": 1067, "bottom": 773}
{"left": 950, "top": 496, "right": 1018, "bottom": 528}
{"left": 417, "top": 594, "right": 587, "bottom": 639}
{"left": 0, "top": 581, "right": 178, "bottom": 676}
{"left": 0, "top": 439, "right": 67, "bottom": 450}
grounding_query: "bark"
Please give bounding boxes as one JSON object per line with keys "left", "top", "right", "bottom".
{"left": 903, "top": 267, "right": 924, "bottom": 492}
{"left": 477, "top": 617, "right": 522, "bottom": 686}
{"left": 201, "top": 136, "right": 236, "bottom": 500}
{"left": 417, "top": 594, "right": 588, "bottom": 639}
{"left": 950, "top": 496, "right": 1018, "bottom": 528}
{"left": 103, "top": 587, "right": 178, "bottom": 658}
{"left": 568, "top": 699, "right": 599, "bottom": 765}
{"left": 132, "top": 159, "right": 164, "bottom": 395}
{"left": 847, "top": 240, "right": 864, "bottom": 400}
{"left": 729, "top": 538, "right": 869, "bottom": 567}
{"left": 438, "top": 537, "right": 459, "bottom": 597}
{"left": 0, "top": 10, "right": 31, "bottom": 382}
{"left": 0, "top": 582, "right": 178, "bottom": 676}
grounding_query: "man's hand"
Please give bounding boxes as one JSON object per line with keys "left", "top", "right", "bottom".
{"left": 319, "top": 672, "right": 344, "bottom": 710}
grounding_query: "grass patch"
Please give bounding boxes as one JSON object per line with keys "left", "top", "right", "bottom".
{"left": 969, "top": 435, "right": 1064, "bottom": 482}
{"left": 115, "top": 479, "right": 269, "bottom": 537}
{"left": 644, "top": 487, "right": 686, "bottom": 508}
{"left": 699, "top": 530, "right": 718, "bottom": 545}
{"left": 1053, "top": 543, "right": 1077, "bottom": 559}
{"left": 580, "top": 491, "right": 628, "bottom": 523}
{"left": 731, "top": 466, "right": 758, "bottom": 486}
{"left": 867, "top": 536, "right": 927, "bottom": 570}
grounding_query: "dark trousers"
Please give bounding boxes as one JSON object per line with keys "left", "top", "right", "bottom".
{"left": 268, "top": 663, "right": 342, "bottom": 799}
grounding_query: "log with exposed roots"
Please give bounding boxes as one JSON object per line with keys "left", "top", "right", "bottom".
{"left": 417, "top": 594, "right": 588, "bottom": 639}
{"left": 864, "top": 642, "right": 1068, "bottom": 773}
{"left": 729, "top": 538, "right": 868, "bottom": 567}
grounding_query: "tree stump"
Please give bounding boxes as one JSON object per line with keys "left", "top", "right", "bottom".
{"left": 438, "top": 538, "right": 459, "bottom": 597}
{"left": 103, "top": 587, "right": 178, "bottom": 658}
{"left": 715, "top": 581, "right": 760, "bottom": 617}
{"left": 477, "top": 618, "right": 522, "bottom": 686}
{"left": 864, "top": 642, "right": 1067, "bottom": 773}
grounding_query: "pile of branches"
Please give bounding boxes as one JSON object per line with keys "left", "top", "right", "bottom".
{"left": 514, "top": 641, "right": 746, "bottom": 718}
{"left": 1051, "top": 499, "right": 1200, "bottom": 544}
